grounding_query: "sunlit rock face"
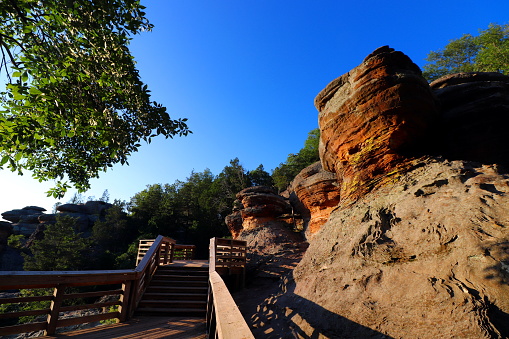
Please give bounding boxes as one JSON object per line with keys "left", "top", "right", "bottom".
{"left": 288, "top": 162, "right": 341, "bottom": 239}
{"left": 225, "top": 186, "right": 291, "bottom": 239}
{"left": 315, "top": 45, "right": 438, "bottom": 202}
{"left": 430, "top": 72, "right": 509, "bottom": 169}
{"left": 257, "top": 159, "right": 509, "bottom": 338}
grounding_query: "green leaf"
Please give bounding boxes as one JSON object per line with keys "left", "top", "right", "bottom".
{"left": 29, "top": 87, "right": 43, "bottom": 95}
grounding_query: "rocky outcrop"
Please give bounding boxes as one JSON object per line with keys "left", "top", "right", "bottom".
{"left": 315, "top": 45, "right": 438, "bottom": 202}
{"left": 1, "top": 206, "right": 47, "bottom": 235}
{"left": 1, "top": 201, "right": 113, "bottom": 238}
{"left": 237, "top": 48, "right": 509, "bottom": 338}
{"left": 257, "top": 158, "right": 509, "bottom": 338}
{"left": 287, "top": 162, "right": 341, "bottom": 239}
{"left": 226, "top": 186, "right": 291, "bottom": 239}
{"left": 430, "top": 72, "right": 509, "bottom": 169}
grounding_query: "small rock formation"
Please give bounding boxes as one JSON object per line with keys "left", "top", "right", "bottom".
{"left": 287, "top": 161, "right": 341, "bottom": 239}
{"left": 225, "top": 186, "right": 291, "bottom": 239}
{"left": 315, "top": 45, "right": 438, "bottom": 202}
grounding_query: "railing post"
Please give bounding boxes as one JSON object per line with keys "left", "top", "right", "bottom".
{"left": 169, "top": 242, "right": 175, "bottom": 263}
{"left": 118, "top": 280, "right": 132, "bottom": 322}
{"left": 163, "top": 241, "right": 170, "bottom": 265}
{"left": 209, "top": 237, "right": 216, "bottom": 274}
{"left": 45, "top": 284, "right": 65, "bottom": 335}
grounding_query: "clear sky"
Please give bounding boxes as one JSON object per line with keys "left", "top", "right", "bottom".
{"left": 1, "top": 0, "right": 508, "bottom": 215}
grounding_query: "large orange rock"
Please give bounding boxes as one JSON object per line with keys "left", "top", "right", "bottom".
{"left": 315, "top": 46, "right": 438, "bottom": 201}
{"left": 288, "top": 162, "right": 341, "bottom": 239}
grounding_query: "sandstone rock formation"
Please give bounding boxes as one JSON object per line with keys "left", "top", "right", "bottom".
{"left": 226, "top": 186, "right": 291, "bottom": 239}
{"left": 257, "top": 158, "right": 509, "bottom": 338}
{"left": 287, "top": 161, "right": 341, "bottom": 239}
{"left": 1, "top": 201, "right": 113, "bottom": 239}
{"left": 315, "top": 45, "right": 438, "bottom": 202}
{"left": 1, "top": 206, "right": 47, "bottom": 235}
{"left": 236, "top": 47, "right": 509, "bottom": 338}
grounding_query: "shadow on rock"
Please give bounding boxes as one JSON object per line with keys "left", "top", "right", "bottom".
{"left": 251, "top": 277, "right": 392, "bottom": 339}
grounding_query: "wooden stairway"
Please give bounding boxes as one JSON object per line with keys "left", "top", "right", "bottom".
{"left": 136, "top": 265, "right": 209, "bottom": 317}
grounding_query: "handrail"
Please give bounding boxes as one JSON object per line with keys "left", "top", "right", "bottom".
{"left": 206, "top": 237, "right": 253, "bottom": 339}
{"left": 206, "top": 271, "right": 254, "bottom": 339}
{"left": 0, "top": 235, "right": 177, "bottom": 336}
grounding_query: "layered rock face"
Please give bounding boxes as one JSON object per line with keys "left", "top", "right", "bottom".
{"left": 287, "top": 162, "right": 340, "bottom": 239}
{"left": 259, "top": 159, "right": 509, "bottom": 338}
{"left": 225, "top": 186, "right": 291, "bottom": 239}
{"left": 1, "top": 206, "right": 47, "bottom": 235}
{"left": 240, "top": 48, "right": 509, "bottom": 338}
{"left": 1, "top": 201, "right": 113, "bottom": 238}
{"left": 316, "top": 46, "right": 438, "bottom": 202}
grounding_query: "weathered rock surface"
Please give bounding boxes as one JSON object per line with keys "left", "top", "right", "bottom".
{"left": 226, "top": 186, "right": 291, "bottom": 238}
{"left": 316, "top": 45, "right": 438, "bottom": 202}
{"left": 430, "top": 72, "right": 509, "bottom": 169}
{"left": 256, "top": 158, "right": 509, "bottom": 338}
{"left": 1, "top": 206, "right": 46, "bottom": 223}
{"left": 237, "top": 222, "right": 307, "bottom": 279}
{"left": 288, "top": 161, "right": 341, "bottom": 239}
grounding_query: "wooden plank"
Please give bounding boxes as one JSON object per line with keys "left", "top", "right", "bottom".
{"left": 45, "top": 285, "right": 64, "bottom": 335}
{"left": 209, "top": 271, "right": 254, "bottom": 339}
{"left": 0, "top": 270, "right": 136, "bottom": 290}
{"left": 0, "top": 308, "right": 49, "bottom": 319}
{"left": 59, "top": 300, "right": 120, "bottom": 313}
{"left": 0, "top": 295, "right": 53, "bottom": 304}
{"left": 209, "top": 238, "right": 216, "bottom": 274}
{"left": 0, "top": 321, "right": 47, "bottom": 336}
{"left": 62, "top": 289, "right": 122, "bottom": 300}
{"left": 38, "top": 316, "right": 206, "bottom": 339}
{"left": 118, "top": 280, "right": 132, "bottom": 322}
{"left": 56, "top": 311, "right": 120, "bottom": 328}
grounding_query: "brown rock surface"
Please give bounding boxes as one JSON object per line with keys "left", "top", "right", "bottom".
{"left": 256, "top": 158, "right": 509, "bottom": 338}
{"left": 226, "top": 186, "right": 291, "bottom": 238}
{"left": 316, "top": 46, "right": 438, "bottom": 202}
{"left": 288, "top": 162, "right": 341, "bottom": 239}
{"left": 430, "top": 72, "right": 509, "bottom": 169}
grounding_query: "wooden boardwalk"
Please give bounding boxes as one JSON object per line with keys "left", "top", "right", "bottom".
{"left": 39, "top": 316, "right": 206, "bottom": 339}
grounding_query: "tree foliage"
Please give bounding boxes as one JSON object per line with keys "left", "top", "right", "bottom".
{"left": 272, "top": 128, "right": 320, "bottom": 191}
{"left": 423, "top": 23, "right": 509, "bottom": 82}
{"left": 0, "top": 0, "right": 190, "bottom": 197}
{"left": 23, "top": 215, "right": 90, "bottom": 271}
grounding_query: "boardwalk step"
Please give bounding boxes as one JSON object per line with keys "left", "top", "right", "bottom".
{"left": 155, "top": 271, "right": 209, "bottom": 277}
{"left": 149, "top": 280, "right": 208, "bottom": 287}
{"left": 142, "top": 292, "right": 207, "bottom": 300}
{"left": 135, "top": 307, "right": 206, "bottom": 317}
{"left": 146, "top": 286, "right": 208, "bottom": 293}
{"left": 158, "top": 266, "right": 208, "bottom": 272}
{"left": 138, "top": 300, "right": 206, "bottom": 309}
{"left": 153, "top": 274, "right": 208, "bottom": 281}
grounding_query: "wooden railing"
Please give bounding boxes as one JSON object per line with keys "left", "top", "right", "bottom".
{"left": 0, "top": 235, "right": 176, "bottom": 336}
{"left": 206, "top": 237, "right": 253, "bottom": 339}
{"left": 136, "top": 239, "right": 193, "bottom": 265}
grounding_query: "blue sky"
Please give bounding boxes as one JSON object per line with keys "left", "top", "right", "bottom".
{"left": 1, "top": 0, "right": 508, "bottom": 215}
